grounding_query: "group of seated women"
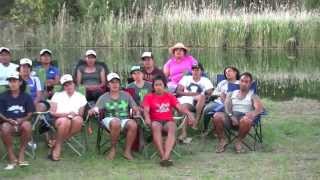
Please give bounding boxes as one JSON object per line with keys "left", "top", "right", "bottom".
{"left": 0, "top": 43, "right": 263, "bottom": 169}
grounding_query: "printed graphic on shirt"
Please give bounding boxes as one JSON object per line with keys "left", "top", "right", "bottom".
{"left": 156, "top": 103, "right": 170, "bottom": 113}
{"left": 104, "top": 100, "right": 129, "bottom": 118}
{"left": 7, "top": 105, "right": 25, "bottom": 114}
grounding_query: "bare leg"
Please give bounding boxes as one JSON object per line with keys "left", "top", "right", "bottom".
{"left": 178, "top": 104, "right": 191, "bottom": 140}
{"left": 52, "top": 117, "right": 70, "bottom": 160}
{"left": 65, "top": 116, "right": 83, "bottom": 139}
{"left": 193, "top": 95, "right": 205, "bottom": 128}
{"left": 124, "top": 120, "right": 137, "bottom": 160}
{"left": 151, "top": 121, "right": 165, "bottom": 160}
{"left": 18, "top": 121, "right": 32, "bottom": 162}
{"left": 0, "top": 123, "right": 17, "bottom": 164}
{"left": 107, "top": 119, "right": 121, "bottom": 160}
{"left": 213, "top": 112, "right": 227, "bottom": 153}
{"left": 235, "top": 117, "right": 252, "bottom": 152}
{"left": 163, "top": 121, "right": 176, "bottom": 160}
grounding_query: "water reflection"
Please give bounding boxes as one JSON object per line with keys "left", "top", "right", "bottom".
{"left": 11, "top": 47, "right": 320, "bottom": 100}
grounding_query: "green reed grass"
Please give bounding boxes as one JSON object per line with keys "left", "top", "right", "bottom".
{"left": 0, "top": 5, "right": 319, "bottom": 48}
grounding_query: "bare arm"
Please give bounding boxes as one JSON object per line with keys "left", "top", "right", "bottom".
{"left": 76, "top": 69, "right": 82, "bottom": 86}
{"left": 99, "top": 68, "right": 106, "bottom": 87}
{"left": 245, "top": 95, "right": 263, "bottom": 119}
{"left": 143, "top": 106, "right": 151, "bottom": 126}
{"left": 224, "top": 93, "right": 232, "bottom": 115}
{"left": 163, "top": 66, "right": 169, "bottom": 78}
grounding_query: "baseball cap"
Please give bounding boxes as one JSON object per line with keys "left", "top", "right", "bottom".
{"left": 141, "top": 52, "right": 153, "bottom": 59}
{"left": 107, "top": 72, "right": 120, "bottom": 82}
{"left": 60, "top": 74, "right": 73, "bottom": 85}
{"left": 85, "top": 50, "right": 96, "bottom": 57}
{"left": 130, "top": 65, "right": 143, "bottom": 74}
{"left": 0, "top": 47, "right": 10, "bottom": 53}
{"left": 40, "top": 49, "right": 52, "bottom": 56}
{"left": 19, "top": 58, "right": 32, "bottom": 66}
{"left": 6, "top": 71, "right": 20, "bottom": 80}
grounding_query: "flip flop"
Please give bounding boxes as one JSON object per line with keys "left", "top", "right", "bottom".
{"left": 160, "top": 159, "right": 173, "bottom": 167}
{"left": 18, "top": 161, "right": 30, "bottom": 167}
{"left": 216, "top": 142, "right": 227, "bottom": 153}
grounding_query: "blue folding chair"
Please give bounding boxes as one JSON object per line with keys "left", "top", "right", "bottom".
{"left": 224, "top": 81, "right": 267, "bottom": 151}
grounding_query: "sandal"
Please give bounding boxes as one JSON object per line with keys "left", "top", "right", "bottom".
{"left": 216, "top": 141, "right": 227, "bottom": 153}
{"left": 160, "top": 159, "right": 173, "bottom": 167}
{"left": 234, "top": 140, "right": 244, "bottom": 153}
{"left": 18, "top": 161, "right": 30, "bottom": 167}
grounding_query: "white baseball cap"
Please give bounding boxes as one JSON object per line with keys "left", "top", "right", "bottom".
{"left": 107, "top": 72, "right": 120, "bottom": 82}
{"left": 20, "top": 58, "right": 32, "bottom": 66}
{"left": 85, "top": 49, "right": 96, "bottom": 57}
{"left": 40, "top": 49, "right": 52, "bottom": 56}
{"left": 6, "top": 71, "right": 20, "bottom": 80}
{"left": 0, "top": 47, "right": 10, "bottom": 53}
{"left": 141, "top": 52, "right": 153, "bottom": 59}
{"left": 60, "top": 74, "right": 73, "bottom": 85}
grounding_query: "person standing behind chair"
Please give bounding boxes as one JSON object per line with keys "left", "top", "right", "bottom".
{"left": 176, "top": 62, "right": 213, "bottom": 141}
{"left": 0, "top": 72, "right": 35, "bottom": 170}
{"left": 213, "top": 72, "right": 263, "bottom": 153}
{"left": 0, "top": 47, "right": 18, "bottom": 86}
{"left": 76, "top": 50, "right": 106, "bottom": 102}
{"left": 143, "top": 76, "right": 194, "bottom": 166}
{"left": 49, "top": 74, "right": 87, "bottom": 161}
{"left": 89, "top": 73, "right": 139, "bottom": 160}
{"left": 35, "top": 49, "right": 60, "bottom": 99}
{"left": 163, "top": 43, "right": 198, "bottom": 92}
{"left": 140, "top": 52, "right": 165, "bottom": 83}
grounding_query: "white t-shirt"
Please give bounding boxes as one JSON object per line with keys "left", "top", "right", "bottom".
{"left": 178, "top": 75, "right": 213, "bottom": 94}
{"left": 51, "top": 91, "right": 87, "bottom": 114}
{"left": 213, "top": 79, "right": 239, "bottom": 104}
{"left": 0, "top": 63, "right": 19, "bottom": 85}
{"left": 178, "top": 75, "right": 213, "bottom": 105}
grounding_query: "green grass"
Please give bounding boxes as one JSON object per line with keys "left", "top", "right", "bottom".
{"left": 0, "top": 98, "right": 320, "bottom": 179}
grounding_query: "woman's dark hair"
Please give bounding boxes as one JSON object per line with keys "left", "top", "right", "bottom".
{"left": 152, "top": 75, "right": 167, "bottom": 92}
{"left": 240, "top": 72, "right": 253, "bottom": 82}
{"left": 20, "top": 77, "right": 27, "bottom": 92}
{"left": 223, "top": 66, "right": 240, "bottom": 80}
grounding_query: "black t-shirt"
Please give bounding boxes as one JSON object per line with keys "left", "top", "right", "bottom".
{"left": 0, "top": 91, "right": 35, "bottom": 119}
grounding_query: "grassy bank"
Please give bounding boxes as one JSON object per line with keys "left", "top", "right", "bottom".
{"left": 0, "top": 98, "right": 319, "bottom": 179}
{"left": 0, "top": 7, "right": 319, "bottom": 48}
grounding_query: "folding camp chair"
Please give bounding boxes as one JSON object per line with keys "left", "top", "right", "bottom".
{"left": 0, "top": 113, "right": 36, "bottom": 160}
{"left": 136, "top": 114, "right": 187, "bottom": 159}
{"left": 223, "top": 81, "right": 266, "bottom": 151}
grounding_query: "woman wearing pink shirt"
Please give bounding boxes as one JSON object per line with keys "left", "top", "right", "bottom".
{"left": 163, "top": 43, "right": 198, "bottom": 92}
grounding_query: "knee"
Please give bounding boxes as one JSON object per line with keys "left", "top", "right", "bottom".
{"left": 20, "top": 121, "right": 32, "bottom": 132}
{"left": 240, "top": 117, "right": 252, "bottom": 126}
{"left": 126, "top": 120, "right": 137, "bottom": 131}
{"left": 55, "top": 118, "right": 69, "bottom": 129}
{"left": 167, "top": 122, "right": 176, "bottom": 133}
{"left": 73, "top": 116, "right": 83, "bottom": 126}
{"left": 213, "top": 113, "right": 224, "bottom": 123}
{"left": 0, "top": 123, "right": 12, "bottom": 135}
{"left": 109, "top": 119, "right": 121, "bottom": 130}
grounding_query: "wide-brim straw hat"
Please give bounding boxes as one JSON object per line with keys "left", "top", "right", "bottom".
{"left": 169, "top": 43, "right": 189, "bottom": 54}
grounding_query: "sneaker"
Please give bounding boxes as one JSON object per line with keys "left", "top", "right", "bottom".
{"left": 28, "top": 141, "right": 37, "bottom": 150}
{"left": 4, "top": 164, "right": 16, "bottom": 170}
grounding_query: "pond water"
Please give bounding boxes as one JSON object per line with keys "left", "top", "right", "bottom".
{"left": 12, "top": 47, "right": 320, "bottom": 100}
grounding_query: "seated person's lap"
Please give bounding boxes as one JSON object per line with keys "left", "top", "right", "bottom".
{"left": 101, "top": 117, "right": 131, "bottom": 131}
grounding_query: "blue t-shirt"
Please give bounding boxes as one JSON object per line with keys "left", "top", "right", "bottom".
{"left": 26, "top": 76, "right": 42, "bottom": 101}
{"left": 35, "top": 65, "right": 60, "bottom": 80}
{"left": 0, "top": 91, "right": 35, "bottom": 119}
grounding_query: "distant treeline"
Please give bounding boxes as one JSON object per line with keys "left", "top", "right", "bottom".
{"left": 0, "top": 0, "right": 319, "bottom": 25}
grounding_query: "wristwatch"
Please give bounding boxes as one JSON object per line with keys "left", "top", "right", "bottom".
{"left": 227, "top": 113, "right": 233, "bottom": 117}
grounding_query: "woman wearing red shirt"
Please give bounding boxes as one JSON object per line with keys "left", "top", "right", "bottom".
{"left": 143, "top": 76, "right": 194, "bottom": 166}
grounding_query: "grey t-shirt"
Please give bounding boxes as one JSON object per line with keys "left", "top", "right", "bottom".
{"left": 127, "top": 81, "right": 152, "bottom": 105}
{"left": 95, "top": 90, "right": 137, "bottom": 119}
